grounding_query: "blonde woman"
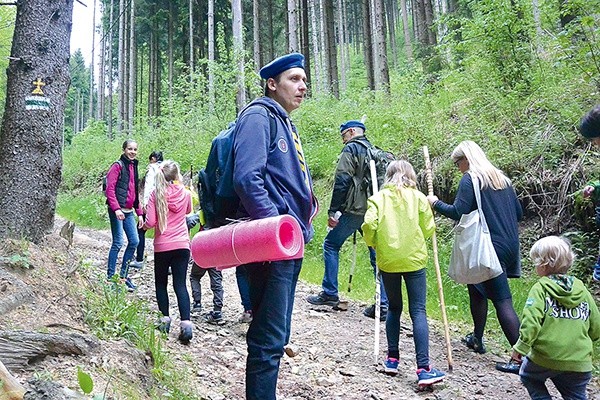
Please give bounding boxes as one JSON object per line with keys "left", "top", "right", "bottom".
{"left": 427, "top": 140, "right": 523, "bottom": 373}
{"left": 362, "top": 160, "right": 445, "bottom": 387}
{"left": 144, "top": 160, "right": 193, "bottom": 344}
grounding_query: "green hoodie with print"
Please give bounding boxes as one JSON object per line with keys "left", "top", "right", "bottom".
{"left": 514, "top": 275, "right": 600, "bottom": 372}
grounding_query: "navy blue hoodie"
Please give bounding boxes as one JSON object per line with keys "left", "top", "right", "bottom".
{"left": 232, "top": 97, "right": 318, "bottom": 244}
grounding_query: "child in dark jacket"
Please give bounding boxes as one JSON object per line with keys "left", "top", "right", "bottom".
{"left": 513, "top": 236, "right": 600, "bottom": 399}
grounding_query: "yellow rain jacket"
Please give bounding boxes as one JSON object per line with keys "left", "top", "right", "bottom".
{"left": 362, "top": 184, "right": 435, "bottom": 273}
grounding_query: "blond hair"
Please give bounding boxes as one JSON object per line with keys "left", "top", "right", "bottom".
{"left": 529, "top": 236, "right": 574, "bottom": 274}
{"left": 153, "top": 160, "right": 181, "bottom": 233}
{"left": 451, "top": 140, "right": 511, "bottom": 190}
{"left": 384, "top": 160, "right": 417, "bottom": 190}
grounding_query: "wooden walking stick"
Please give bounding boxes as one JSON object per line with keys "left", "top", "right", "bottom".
{"left": 423, "top": 146, "right": 454, "bottom": 372}
{"left": 369, "top": 159, "right": 381, "bottom": 364}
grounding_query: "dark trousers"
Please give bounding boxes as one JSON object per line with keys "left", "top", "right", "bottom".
{"left": 236, "top": 265, "right": 252, "bottom": 312}
{"left": 245, "top": 259, "right": 302, "bottom": 400}
{"left": 154, "top": 249, "right": 191, "bottom": 321}
{"left": 135, "top": 225, "right": 146, "bottom": 262}
{"left": 189, "top": 263, "right": 223, "bottom": 311}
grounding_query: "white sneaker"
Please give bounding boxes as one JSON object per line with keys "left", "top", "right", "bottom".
{"left": 129, "top": 260, "right": 144, "bottom": 269}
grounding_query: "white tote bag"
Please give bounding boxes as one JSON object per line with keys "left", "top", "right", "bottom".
{"left": 448, "top": 173, "right": 503, "bottom": 284}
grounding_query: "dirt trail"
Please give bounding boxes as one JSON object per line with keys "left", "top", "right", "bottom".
{"left": 1, "top": 218, "right": 599, "bottom": 399}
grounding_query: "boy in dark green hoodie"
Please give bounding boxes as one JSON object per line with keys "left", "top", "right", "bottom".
{"left": 512, "top": 236, "right": 600, "bottom": 399}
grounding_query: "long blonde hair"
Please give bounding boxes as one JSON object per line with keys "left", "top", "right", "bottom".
{"left": 153, "top": 160, "right": 181, "bottom": 233}
{"left": 384, "top": 160, "right": 417, "bottom": 191}
{"left": 451, "top": 140, "right": 510, "bottom": 190}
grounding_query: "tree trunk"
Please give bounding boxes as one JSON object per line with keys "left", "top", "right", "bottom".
{"left": 0, "top": 0, "right": 73, "bottom": 243}
{"left": 89, "top": 0, "right": 96, "bottom": 122}
{"left": 253, "top": 0, "right": 261, "bottom": 71}
{"left": 300, "top": 0, "right": 311, "bottom": 88}
{"left": 232, "top": 0, "right": 246, "bottom": 110}
{"left": 363, "top": 0, "right": 375, "bottom": 90}
{"left": 98, "top": 12, "right": 105, "bottom": 121}
{"left": 117, "top": 0, "right": 125, "bottom": 132}
{"left": 128, "top": 0, "right": 135, "bottom": 132}
{"left": 323, "top": 0, "right": 338, "bottom": 97}
{"left": 374, "top": 0, "right": 390, "bottom": 92}
{"left": 287, "top": 0, "right": 298, "bottom": 52}
{"left": 385, "top": 0, "right": 398, "bottom": 69}
{"left": 0, "top": 360, "right": 25, "bottom": 400}
{"left": 189, "top": 0, "right": 194, "bottom": 76}
{"left": 337, "top": 0, "right": 346, "bottom": 92}
{"left": 424, "top": 0, "right": 436, "bottom": 45}
{"left": 319, "top": 0, "right": 329, "bottom": 92}
{"left": 0, "top": 331, "right": 99, "bottom": 371}
{"left": 208, "top": 0, "right": 215, "bottom": 111}
{"left": 168, "top": 0, "right": 174, "bottom": 102}
{"left": 309, "top": 0, "right": 321, "bottom": 93}
{"left": 107, "top": 0, "right": 114, "bottom": 138}
{"left": 400, "top": 0, "right": 413, "bottom": 63}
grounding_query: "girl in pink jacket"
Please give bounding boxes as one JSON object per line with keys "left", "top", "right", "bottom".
{"left": 144, "top": 160, "right": 193, "bottom": 344}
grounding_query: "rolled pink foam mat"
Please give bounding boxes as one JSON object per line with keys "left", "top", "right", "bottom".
{"left": 191, "top": 215, "right": 304, "bottom": 269}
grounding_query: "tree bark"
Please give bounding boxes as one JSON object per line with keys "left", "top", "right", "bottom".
{"left": 88, "top": 0, "right": 96, "bottom": 122}
{"left": 300, "top": 0, "right": 311, "bottom": 88}
{"left": 189, "top": 0, "right": 194, "bottom": 76}
{"left": 385, "top": 0, "right": 398, "bottom": 69}
{"left": 374, "top": 0, "right": 390, "bottom": 92}
{"left": 0, "top": 360, "right": 25, "bottom": 400}
{"left": 0, "top": 0, "right": 72, "bottom": 243}
{"left": 117, "top": 0, "right": 125, "bottom": 132}
{"left": 337, "top": 0, "right": 346, "bottom": 92}
{"left": 309, "top": 0, "right": 321, "bottom": 93}
{"left": 362, "top": 0, "right": 375, "bottom": 90}
{"left": 287, "top": 0, "right": 298, "bottom": 51}
{"left": 323, "top": 0, "right": 338, "bottom": 97}
{"left": 208, "top": 0, "right": 215, "bottom": 111}
{"left": 232, "top": 0, "right": 246, "bottom": 110}
{"left": 107, "top": 0, "right": 114, "bottom": 139}
{"left": 98, "top": 9, "right": 105, "bottom": 121}
{"left": 0, "top": 330, "right": 99, "bottom": 371}
{"left": 128, "top": 0, "right": 135, "bottom": 132}
{"left": 400, "top": 0, "right": 413, "bottom": 63}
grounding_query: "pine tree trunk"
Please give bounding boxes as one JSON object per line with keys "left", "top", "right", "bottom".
{"left": 189, "top": 0, "right": 194, "bottom": 76}
{"left": 400, "top": 0, "right": 413, "bottom": 63}
{"left": 0, "top": 0, "right": 73, "bottom": 243}
{"left": 319, "top": 0, "right": 329, "bottom": 92}
{"left": 107, "top": 0, "right": 114, "bottom": 139}
{"left": 168, "top": 0, "right": 174, "bottom": 101}
{"left": 98, "top": 14, "right": 105, "bottom": 121}
{"left": 232, "top": 0, "right": 246, "bottom": 110}
{"left": 128, "top": 0, "right": 135, "bottom": 132}
{"left": 300, "top": 0, "right": 311, "bottom": 87}
{"left": 287, "top": 0, "right": 298, "bottom": 52}
{"left": 424, "top": 0, "right": 436, "bottom": 45}
{"left": 253, "top": 0, "right": 261, "bottom": 71}
{"left": 337, "top": 0, "right": 346, "bottom": 92}
{"left": 362, "top": 0, "right": 375, "bottom": 90}
{"left": 385, "top": 0, "right": 398, "bottom": 69}
{"left": 309, "top": 0, "right": 321, "bottom": 93}
{"left": 374, "top": 0, "right": 389, "bottom": 92}
{"left": 208, "top": 0, "right": 215, "bottom": 111}
{"left": 89, "top": 0, "right": 96, "bottom": 121}
{"left": 117, "top": 0, "right": 125, "bottom": 132}
{"left": 324, "top": 0, "right": 338, "bottom": 98}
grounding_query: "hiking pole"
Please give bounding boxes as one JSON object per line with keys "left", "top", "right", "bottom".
{"left": 369, "top": 159, "right": 381, "bottom": 364}
{"left": 423, "top": 146, "right": 454, "bottom": 372}
{"left": 347, "top": 231, "right": 357, "bottom": 292}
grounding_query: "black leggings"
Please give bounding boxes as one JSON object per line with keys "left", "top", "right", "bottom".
{"left": 154, "top": 249, "right": 191, "bottom": 320}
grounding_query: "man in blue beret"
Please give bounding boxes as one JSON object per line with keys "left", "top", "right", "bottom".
{"left": 307, "top": 120, "right": 388, "bottom": 320}
{"left": 579, "top": 105, "right": 600, "bottom": 280}
{"left": 232, "top": 53, "right": 318, "bottom": 400}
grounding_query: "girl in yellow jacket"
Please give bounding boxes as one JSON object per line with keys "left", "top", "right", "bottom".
{"left": 362, "top": 160, "right": 445, "bottom": 387}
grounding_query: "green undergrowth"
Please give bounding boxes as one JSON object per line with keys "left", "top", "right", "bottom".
{"left": 81, "top": 268, "right": 200, "bottom": 399}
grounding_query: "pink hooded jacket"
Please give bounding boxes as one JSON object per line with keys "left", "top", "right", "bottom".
{"left": 144, "top": 183, "right": 192, "bottom": 253}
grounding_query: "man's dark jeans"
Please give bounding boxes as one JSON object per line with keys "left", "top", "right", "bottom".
{"left": 245, "top": 258, "right": 301, "bottom": 400}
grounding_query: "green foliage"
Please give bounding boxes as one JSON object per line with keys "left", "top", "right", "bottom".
{"left": 77, "top": 367, "right": 94, "bottom": 394}
{"left": 0, "top": 239, "right": 32, "bottom": 269}
{"left": 0, "top": 6, "right": 15, "bottom": 120}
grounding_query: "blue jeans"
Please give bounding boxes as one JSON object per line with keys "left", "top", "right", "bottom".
{"left": 236, "top": 265, "right": 252, "bottom": 312}
{"left": 322, "top": 213, "right": 387, "bottom": 306}
{"left": 520, "top": 357, "right": 591, "bottom": 400}
{"left": 107, "top": 208, "right": 139, "bottom": 279}
{"left": 381, "top": 268, "right": 430, "bottom": 368}
{"left": 245, "top": 259, "right": 302, "bottom": 400}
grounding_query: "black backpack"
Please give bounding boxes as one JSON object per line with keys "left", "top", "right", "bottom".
{"left": 197, "top": 107, "right": 277, "bottom": 229}
{"left": 102, "top": 160, "right": 124, "bottom": 195}
{"left": 355, "top": 140, "right": 395, "bottom": 196}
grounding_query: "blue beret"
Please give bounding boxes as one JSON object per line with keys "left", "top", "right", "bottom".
{"left": 340, "top": 120, "right": 366, "bottom": 133}
{"left": 580, "top": 106, "right": 600, "bottom": 139}
{"left": 259, "top": 53, "right": 305, "bottom": 80}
